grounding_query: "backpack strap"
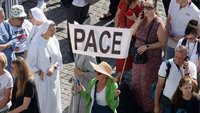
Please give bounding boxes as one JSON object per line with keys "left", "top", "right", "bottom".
{"left": 181, "top": 38, "right": 187, "bottom": 46}
{"left": 3, "top": 21, "right": 12, "bottom": 40}
{"left": 163, "top": 60, "right": 171, "bottom": 90}
{"left": 197, "top": 39, "right": 200, "bottom": 58}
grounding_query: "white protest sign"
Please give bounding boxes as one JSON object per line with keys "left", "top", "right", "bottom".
{"left": 69, "top": 24, "right": 132, "bottom": 58}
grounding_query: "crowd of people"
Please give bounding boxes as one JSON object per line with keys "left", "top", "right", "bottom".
{"left": 0, "top": 0, "right": 200, "bottom": 113}
{"left": 67, "top": 0, "right": 200, "bottom": 113}
{"left": 0, "top": 2, "right": 63, "bottom": 113}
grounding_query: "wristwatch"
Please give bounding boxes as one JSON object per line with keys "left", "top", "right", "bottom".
{"left": 145, "top": 45, "right": 149, "bottom": 49}
{"left": 54, "top": 65, "right": 58, "bottom": 70}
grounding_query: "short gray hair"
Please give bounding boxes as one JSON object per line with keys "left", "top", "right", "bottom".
{"left": 176, "top": 45, "right": 188, "bottom": 56}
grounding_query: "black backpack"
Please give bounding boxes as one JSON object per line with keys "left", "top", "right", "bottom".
{"left": 151, "top": 60, "right": 171, "bottom": 100}
{"left": 181, "top": 38, "right": 200, "bottom": 58}
{"left": 192, "top": 0, "right": 200, "bottom": 9}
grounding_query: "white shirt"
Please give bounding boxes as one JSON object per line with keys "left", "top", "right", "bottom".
{"left": 0, "top": 70, "right": 13, "bottom": 112}
{"left": 9, "top": 19, "right": 32, "bottom": 53}
{"left": 167, "top": 0, "right": 200, "bottom": 48}
{"left": 72, "top": 0, "right": 88, "bottom": 7}
{"left": 176, "top": 38, "right": 199, "bottom": 66}
{"left": 158, "top": 59, "right": 197, "bottom": 100}
{"left": 90, "top": 85, "right": 107, "bottom": 112}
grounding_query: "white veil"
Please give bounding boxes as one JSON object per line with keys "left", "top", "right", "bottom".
{"left": 31, "top": 7, "right": 47, "bottom": 22}
{"left": 32, "top": 20, "right": 54, "bottom": 41}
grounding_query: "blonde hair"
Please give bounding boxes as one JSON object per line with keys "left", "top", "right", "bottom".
{"left": 12, "top": 57, "right": 33, "bottom": 98}
{"left": 0, "top": 52, "right": 7, "bottom": 68}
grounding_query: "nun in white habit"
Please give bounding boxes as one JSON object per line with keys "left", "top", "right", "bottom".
{"left": 68, "top": 54, "right": 96, "bottom": 113}
{"left": 26, "top": 20, "right": 63, "bottom": 113}
{"left": 24, "top": 7, "right": 47, "bottom": 58}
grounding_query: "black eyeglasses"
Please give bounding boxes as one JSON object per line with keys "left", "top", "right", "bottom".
{"left": 143, "top": 6, "right": 155, "bottom": 10}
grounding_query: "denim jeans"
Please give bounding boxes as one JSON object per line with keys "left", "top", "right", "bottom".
{"left": 0, "top": 109, "right": 9, "bottom": 113}
{"left": 165, "top": 46, "right": 175, "bottom": 60}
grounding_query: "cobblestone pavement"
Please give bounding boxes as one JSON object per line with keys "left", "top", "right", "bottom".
{"left": 21, "top": 0, "right": 166, "bottom": 113}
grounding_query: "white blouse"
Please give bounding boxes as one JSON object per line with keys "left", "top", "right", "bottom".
{"left": 90, "top": 85, "right": 107, "bottom": 112}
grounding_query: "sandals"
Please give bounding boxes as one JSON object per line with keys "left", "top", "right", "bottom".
{"left": 99, "top": 13, "right": 114, "bottom": 20}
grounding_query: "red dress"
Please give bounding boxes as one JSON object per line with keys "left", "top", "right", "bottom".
{"left": 116, "top": 0, "right": 143, "bottom": 72}
{"left": 132, "top": 17, "right": 163, "bottom": 112}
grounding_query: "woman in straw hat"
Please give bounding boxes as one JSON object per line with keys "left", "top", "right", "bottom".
{"left": 77, "top": 61, "right": 120, "bottom": 113}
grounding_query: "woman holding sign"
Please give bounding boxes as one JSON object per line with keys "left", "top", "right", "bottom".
{"left": 77, "top": 61, "right": 120, "bottom": 113}
{"left": 130, "top": 0, "right": 167, "bottom": 112}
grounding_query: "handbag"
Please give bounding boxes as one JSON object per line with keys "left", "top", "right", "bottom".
{"left": 132, "top": 18, "right": 156, "bottom": 64}
{"left": 132, "top": 49, "right": 148, "bottom": 64}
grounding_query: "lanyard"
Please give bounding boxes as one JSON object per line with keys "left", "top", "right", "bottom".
{"left": 187, "top": 41, "right": 196, "bottom": 60}
{"left": 29, "top": 28, "right": 39, "bottom": 44}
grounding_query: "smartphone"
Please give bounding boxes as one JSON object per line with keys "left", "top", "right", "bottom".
{"left": 77, "top": 79, "right": 80, "bottom": 86}
{"left": 140, "top": 11, "right": 144, "bottom": 19}
{"left": 183, "top": 56, "right": 189, "bottom": 69}
{"left": 185, "top": 56, "right": 188, "bottom": 61}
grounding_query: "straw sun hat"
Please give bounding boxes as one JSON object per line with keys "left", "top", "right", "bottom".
{"left": 90, "top": 61, "right": 116, "bottom": 81}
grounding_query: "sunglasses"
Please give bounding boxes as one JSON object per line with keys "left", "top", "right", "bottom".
{"left": 143, "top": 6, "right": 155, "bottom": 10}
{"left": 16, "top": 17, "right": 25, "bottom": 21}
{"left": 95, "top": 71, "right": 102, "bottom": 75}
{"left": 186, "top": 36, "right": 196, "bottom": 41}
